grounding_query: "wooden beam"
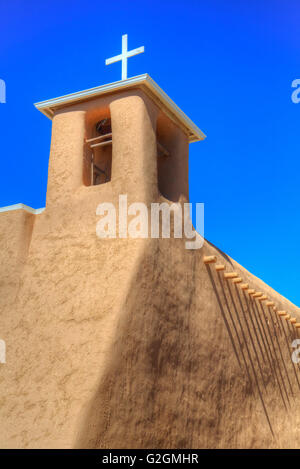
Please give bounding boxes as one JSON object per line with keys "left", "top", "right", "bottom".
{"left": 86, "top": 133, "right": 112, "bottom": 144}
{"left": 278, "top": 311, "right": 287, "bottom": 317}
{"left": 232, "top": 277, "right": 242, "bottom": 283}
{"left": 157, "top": 141, "right": 170, "bottom": 157}
{"left": 252, "top": 292, "right": 263, "bottom": 298}
{"left": 240, "top": 283, "right": 249, "bottom": 290}
{"left": 258, "top": 295, "right": 268, "bottom": 301}
{"left": 215, "top": 264, "right": 225, "bottom": 271}
{"left": 93, "top": 163, "right": 106, "bottom": 175}
{"left": 91, "top": 151, "right": 94, "bottom": 185}
{"left": 203, "top": 255, "right": 217, "bottom": 264}
{"left": 90, "top": 139, "right": 112, "bottom": 149}
{"left": 224, "top": 272, "right": 238, "bottom": 279}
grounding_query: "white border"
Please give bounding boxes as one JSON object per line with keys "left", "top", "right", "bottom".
{"left": 0, "top": 203, "right": 45, "bottom": 215}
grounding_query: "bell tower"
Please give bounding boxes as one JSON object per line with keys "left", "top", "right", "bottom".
{"left": 35, "top": 34, "right": 205, "bottom": 208}
{"left": 35, "top": 74, "right": 205, "bottom": 208}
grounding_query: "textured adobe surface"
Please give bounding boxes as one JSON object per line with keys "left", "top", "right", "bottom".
{"left": 0, "top": 89, "right": 300, "bottom": 448}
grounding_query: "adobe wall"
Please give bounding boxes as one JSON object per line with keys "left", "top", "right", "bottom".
{"left": 0, "top": 210, "right": 35, "bottom": 318}
{"left": 75, "top": 235, "right": 300, "bottom": 449}
{"left": 1, "top": 196, "right": 300, "bottom": 448}
{"left": 0, "top": 195, "right": 148, "bottom": 448}
{"left": 0, "top": 89, "right": 188, "bottom": 448}
{"left": 0, "top": 89, "right": 161, "bottom": 448}
{"left": 0, "top": 88, "right": 300, "bottom": 448}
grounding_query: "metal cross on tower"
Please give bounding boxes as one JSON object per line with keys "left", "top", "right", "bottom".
{"left": 105, "top": 34, "right": 144, "bottom": 81}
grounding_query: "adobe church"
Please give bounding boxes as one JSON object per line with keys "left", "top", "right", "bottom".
{"left": 1, "top": 36, "right": 300, "bottom": 449}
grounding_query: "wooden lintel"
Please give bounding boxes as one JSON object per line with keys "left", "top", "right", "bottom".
{"left": 90, "top": 139, "right": 112, "bottom": 149}
{"left": 86, "top": 133, "right": 112, "bottom": 144}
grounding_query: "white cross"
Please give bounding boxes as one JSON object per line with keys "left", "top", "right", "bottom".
{"left": 105, "top": 34, "right": 144, "bottom": 81}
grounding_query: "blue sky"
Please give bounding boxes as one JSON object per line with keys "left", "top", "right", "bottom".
{"left": 0, "top": 0, "right": 299, "bottom": 305}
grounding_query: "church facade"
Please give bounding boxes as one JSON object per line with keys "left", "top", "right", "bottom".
{"left": 0, "top": 73, "right": 300, "bottom": 449}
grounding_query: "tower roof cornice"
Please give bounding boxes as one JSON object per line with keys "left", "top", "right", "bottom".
{"left": 34, "top": 74, "right": 206, "bottom": 143}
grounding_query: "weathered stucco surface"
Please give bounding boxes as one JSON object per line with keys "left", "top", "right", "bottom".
{"left": 0, "top": 89, "right": 300, "bottom": 448}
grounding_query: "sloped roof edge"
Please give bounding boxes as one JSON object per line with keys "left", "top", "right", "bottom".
{"left": 34, "top": 74, "right": 206, "bottom": 143}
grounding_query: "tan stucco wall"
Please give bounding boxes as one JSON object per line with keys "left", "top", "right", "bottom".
{"left": 75, "top": 237, "right": 300, "bottom": 449}
{"left": 1, "top": 88, "right": 300, "bottom": 448}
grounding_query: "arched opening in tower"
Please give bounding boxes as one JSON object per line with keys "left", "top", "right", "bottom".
{"left": 84, "top": 112, "right": 112, "bottom": 186}
{"left": 156, "top": 112, "right": 188, "bottom": 203}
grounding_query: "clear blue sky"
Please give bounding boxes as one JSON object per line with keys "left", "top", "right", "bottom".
{"left": 0, "top": 0, "right": 299, "bottom": 305}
